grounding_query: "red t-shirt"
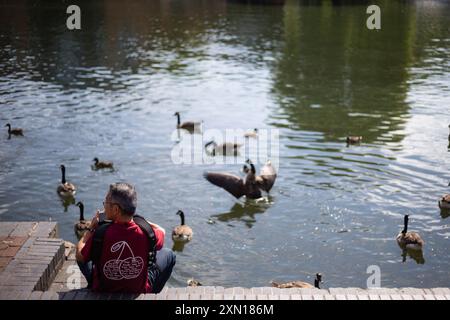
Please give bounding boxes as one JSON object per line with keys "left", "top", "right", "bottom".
{"left": 81, "top": 220, "right": 165, "bottom": 293}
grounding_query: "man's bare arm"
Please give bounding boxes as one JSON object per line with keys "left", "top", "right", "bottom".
{"left": 149, "top": 221, "right": 166, "bottom": 236}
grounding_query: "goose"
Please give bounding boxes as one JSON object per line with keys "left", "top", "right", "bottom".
{"left": 187, "top": 278, "right": 202, "bottom": 287}
{"left": 448, "top": 124, "right": 450, "bottom": 141}
{"left": 74, "top": 202, "right": 91, "bottom": 239}
{"left": 93, "top": 157, "right": 114, "bottom": 170}
{"left": 438, "top": 183, "right": 450, "bottom": 209}
{"left": 204, "top": 159, "right": 277, "bottom": 199}
{"left": 244, "top": 128, "right": 258, "bottom": 138}
{"left": 243, "top": 159, "right": 277, "bottom": 193}
{"left": 205, "top": 140, "right": 243, "bottom": 156}
{"left": 346, "top": 136, "right": 362, "bottom": 144}
{"left": 57, "top": 164, "right": 76, "bottom": 197}
{"left": 5, "top": 123, "right": 23, "bottom": 136}
{"left": 172, "top": 210, "right": 193, "bottom": 242}
{"left": 396, "top": 215, "right": 424, "bottom": 250}
{"left": 271, "top": 273, "right": 323, "bottom": 289}
{"left": 174, "top": 112, "right": 202, "bottom": 132}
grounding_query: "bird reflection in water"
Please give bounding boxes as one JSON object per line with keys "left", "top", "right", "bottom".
{"left": 210, "top": 196, "right": 273, "bottom": 228}
{"left": 172, "top": 241, "right": 187, "bottom": 252}
{"left": 401, "top": 248, "right": 425, "bottom": 265}
{"left": 60, "top": 196, "right": 75, "bottom": 212}
{"left": 440, "top": 208, "right": 450, "bottom": 219}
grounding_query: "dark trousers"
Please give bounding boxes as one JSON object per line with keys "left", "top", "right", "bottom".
{"left": 77, "top": 248, "right": 176, "bottom": 294}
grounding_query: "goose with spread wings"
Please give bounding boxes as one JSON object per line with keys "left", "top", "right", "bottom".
{"left": 203, "top": 159, "right": 277, "bottom": 199}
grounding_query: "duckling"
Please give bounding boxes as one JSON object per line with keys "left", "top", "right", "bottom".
{"left": 346, "top": 136, "right": 362, "bottom": 144}
{"left": 93, "top": 157, "right": 114, "bottom": 170}
{"left": 396, "top": 215, "right": 424, "bottom": 250}
{"left": 74, "top": 202, "right": 91, "bottom": 239}
{"left": 244, "top": 128, "right": 258, "bottom": 139}
{"left": 56, "top": 164, "right": 76, "bottom": 197}
{"left": 174, "top": 112, "right": 202, "bottom": 132}
{"left": 204, "top": 160, "right": 262, "bottom": 199}
{"left": 5, "top": 123, "right": 23, "bottom": 136}
{"left": 187, "top": 278, "right": 202, "bottom": 287}
{"left": 205, "top": 140, "right": 243, "bottom": 156}
{"left": 172, "top": 210, "right": 193, "bottom": 242}
{"left": 271, "top": 273, "right": 323, "bottom": 289}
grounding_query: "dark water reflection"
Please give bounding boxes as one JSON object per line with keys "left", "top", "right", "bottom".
{"left": 1, "top": 0, "right": 449, "bottom": 288}
{"left": 211, "top": 197, "right": 273, "bottom": 228}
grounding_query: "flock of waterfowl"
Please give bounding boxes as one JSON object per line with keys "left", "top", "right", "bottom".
{"left": 4, "top": 120, "right": 450, "bottom": 288}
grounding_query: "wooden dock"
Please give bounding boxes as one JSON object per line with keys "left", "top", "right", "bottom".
{"left": 1, "top": 222, "right": 449, "bottom": 300}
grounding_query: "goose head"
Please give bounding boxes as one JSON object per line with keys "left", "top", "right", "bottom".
{"left": 76, "top": 201, "right": 85, "bottom": 221}
{"left": 5, "top": 123, "right": 11, "bottom": 129}
{"left": 93, "top": 157, "right": 99, "bottom": 164}
{"left": 402, "top": 214, "right": 409, "bottom": 234}
{"left": 314, "top": 273, "right": 323, "bottom": 288}
{"left": 60, "top": 164, "right": 66, "bottom": 183}
{"left": 245, "top": 159, "right": 256, "bottom": 174}
{"left": 176, "top": 210, "right": 186, "bottom": 225}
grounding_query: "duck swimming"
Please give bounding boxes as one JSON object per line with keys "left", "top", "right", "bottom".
{"left": 93, "top": 157, "right": 114, "bottom": 170}
{"left": 74, "top": 202, "right": 91, "bottom": 239}
{"left": 396, "top": 215, "right": 424, "bottom": 250}
{"left": 172, "top": 210, "right": 193, "bottom": 243}
{"left": 5, "top": 123, "right": 23, "bottom": 136}
{"left": 174, "top": 112, "right": 202, "bottom": 132}
{"left": 57, "top": 164, "right": 76, "bottom": 198}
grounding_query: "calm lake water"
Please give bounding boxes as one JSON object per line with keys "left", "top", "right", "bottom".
{"left": 1, "top": 0, "right": 449, "bottom": 288}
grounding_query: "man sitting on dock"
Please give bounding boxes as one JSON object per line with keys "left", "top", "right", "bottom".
{"left": 76, "top": 182, "right": 176, "bottom": 294}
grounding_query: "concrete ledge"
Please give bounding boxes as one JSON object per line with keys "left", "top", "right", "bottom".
{"left": 1, "top": 287, "right": 448, "bottom": 300}
{"left": 0, "top": 222, "right": 63, "bottom": 293}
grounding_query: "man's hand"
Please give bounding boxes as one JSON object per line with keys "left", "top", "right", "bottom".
{"left": 76, "top": 211, "right": 100, "bottom": 263}
{"left": 89, "top": 210, "right": 100, "bottom": 230}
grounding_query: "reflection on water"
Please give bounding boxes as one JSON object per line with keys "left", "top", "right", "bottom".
{"left": 60, "top": 196, "right": 76, "bottom": 213}
{"left": 401, "top": 248, "right": 425, "bottom": 265}
{"left": 211, "top": 197, "right": 273, "bottom": 228}
{"left": 1, "top": 0, "right": 450, "bottom": 288}
{"left": 440, "top": 208, "right": 450, "bottom": 220}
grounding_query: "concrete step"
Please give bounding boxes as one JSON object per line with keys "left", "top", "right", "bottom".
{"left": 1, "top": 287, "right": 450, "bottom": 300}
{"left": 0, "top": 236, "right": 65, "bottom": 291}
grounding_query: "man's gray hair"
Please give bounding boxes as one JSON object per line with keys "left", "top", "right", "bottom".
{"left": 109, "top": 182, "right": 137, "bottom": 216}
